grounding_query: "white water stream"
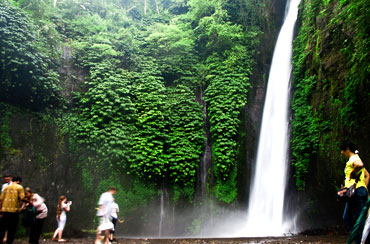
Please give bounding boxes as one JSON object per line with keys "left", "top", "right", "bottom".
{"left": 244, "top": 0, "right": 301, "bottom": 236}
{"left": 159, "top": 187, "right": 167, "bottom": 236}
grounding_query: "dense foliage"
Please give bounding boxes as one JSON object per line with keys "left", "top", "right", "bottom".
{"left": 292, "top": 0, "right": 370, "bottom": 190}
{"left": 0, "top": 3, "right": 61, "bottom": 109}
{"left": 0, "top": 0, "right": 266, "bottom": 205}
{"left": 192, "top": 0, "right": 260, "bottom": 202}
{"left": 0, "top": 4, "right": 282, "bottom": 237}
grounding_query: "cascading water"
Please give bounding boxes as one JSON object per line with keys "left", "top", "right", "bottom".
{"left": 159, "top": 190, "right": 164, "bottom": 236}
{"left": 158, "top": 187, "right": 168, "bottom": 237}
{"left": 244, "top": 0, "right": 301, "bottom": 236}
{"left": 197, "top": 89, "right": 212, "bottom": 199}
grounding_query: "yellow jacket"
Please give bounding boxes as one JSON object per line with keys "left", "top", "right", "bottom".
{"left": 0, "top": 183, "right": 25, "bottom": 212}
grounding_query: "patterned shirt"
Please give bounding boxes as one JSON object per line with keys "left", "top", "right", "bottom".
{"left": 0, "top": 183, "right": 25, "bottom": 212}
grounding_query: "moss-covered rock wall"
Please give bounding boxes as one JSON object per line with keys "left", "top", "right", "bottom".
{"left": 291, "top": 0, "right": 370, "bottom": 230}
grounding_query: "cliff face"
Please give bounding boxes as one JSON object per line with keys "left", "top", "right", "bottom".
{"left": 291, "top": 0, "right": 370, "bottom": 230}
{"left": 0, "top": 105, "right": 88, "bottom": 232}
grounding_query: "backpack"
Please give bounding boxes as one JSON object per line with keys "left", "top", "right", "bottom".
{"left": 22, "top": 205, "right": 36, "bottom": 227}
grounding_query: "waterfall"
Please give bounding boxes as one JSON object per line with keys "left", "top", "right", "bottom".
{"left": 244, "top": 0, "right": 300, "bottom": 236}
{"left": 158, "top": 187, "right": 167, "bottom": 237}
{"left": 197, "top": 88, "right": 212, "bottom": 199}
{"left": 200, "top": 145, "right": 211, "bottom": 197}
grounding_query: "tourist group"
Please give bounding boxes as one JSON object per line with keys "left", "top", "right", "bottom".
{"left": 0, "top": 175, "right": 120, "bottom": 244}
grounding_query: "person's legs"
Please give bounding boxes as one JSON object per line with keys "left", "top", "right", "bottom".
{"left": 53, "top": 216, "right": 61, "bottom": 240}
{"left": 0, "top": 213, "right": 8, "bottom": 242}
{"left": 53, "top": 228, "right": 64, "bottom": 242}
{"left": 344, "top": 202, "right": 353, "bottom": 231}
{"left": 5, "top": 212, "right": 19, "bottom": 244}
{"left": 35, "top": 218, "right": 45, "bottom": 244}
{"left": 95, "top": 217, "right": 103, "bottom": 244}
{"left": 104, "top": 230, "right": 110, "bottom": 244}
{"left": 58, "top": 229, "right": 64, "bottom": 241}
{"left": 3, "top": 231, "right": 7, "bottom": 244}
{"left": 353, "top": 187, "right": 368, "bottom": 244}
{"left": 353, "top": 187, "right": 368, "bottom": 218}
{"left": 52, "top": 228, "right": 58, "bottom": 240}
{"left": 57, "top": 215, "right": 66, "bottom": 241}
{"left": 29, "top": 220, "right": 37, "bottom": 244}
{"left": 95, "top": 227, "right": 100, "bottom": 244}
{"left": 110, "top": 218, "right": 117, "bottom": 241}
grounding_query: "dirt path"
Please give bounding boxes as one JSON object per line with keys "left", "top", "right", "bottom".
{"left": 13, "top": 235, "right": 348, "bottom": 244}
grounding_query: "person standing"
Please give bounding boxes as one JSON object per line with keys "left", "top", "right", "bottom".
{"left": 109, "top": 200, "right": 119, "bottom": 242}
{"left": 0, "top": 176, "right": 25, "bottom": 244}
{"left": 23, "top": 188, "right": 48, "bottom": 244}
{"left": 95, "top": 187, "right": 116, "bottom": 244}
{"left": 340, "top": 141, "right": 369, "bottom": 244}
{"left": 1, "top": 174, "right": 12, "bottom": 192}
{"left": 52, "top": 196, "right": 71, "bottom": 242}
{"left": 1, "top": 175, "right": 12, "bottom": 244}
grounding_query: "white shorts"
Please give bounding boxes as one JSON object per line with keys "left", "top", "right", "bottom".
{"left": 57, "top": 215, "right": 66, "bottom": 230}
{"left": 98, "top": 216, "right": 114, "bottom": 231}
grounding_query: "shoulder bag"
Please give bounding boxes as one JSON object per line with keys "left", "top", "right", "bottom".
{"left": 337, "top": 170, "right": 363, "bottom": 202}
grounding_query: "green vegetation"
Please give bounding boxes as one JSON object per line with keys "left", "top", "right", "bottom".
{"left": 292, "top": 0, "right": 370, "bottom": 190}
{"left": 0, "top": 3, "right": 61, "bottom": 109}
{"left": 0, "top": 104, "right": 12, "bottom": 150}
{"left": 194, "top": 0, "right": 259, "bottom": 202}
{"left": 0, "top": 0, "right": 265, "bottom": 205}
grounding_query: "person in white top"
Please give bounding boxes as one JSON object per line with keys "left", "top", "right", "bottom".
{"left": 1, "top": 174, "right": 12, "bottom": 192}
{"left": 109, "top": 200, "right": 119, "bottom": 241}
{"left": 95, "top": 187, "right": 116, "bottom": 244}
{"left": 52, "top": 195, "right": 71, "bottom": 242}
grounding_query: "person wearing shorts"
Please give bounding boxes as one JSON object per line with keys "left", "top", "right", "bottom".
{"left": 95, "top": 187, "right": 116, "bottom": 244}
{"left": 52, "top": 196, "right": 71, "bottom": 242}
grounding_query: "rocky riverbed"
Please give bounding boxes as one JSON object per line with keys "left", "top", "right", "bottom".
{"left": 13, "top": 235, "right": 348, "bottom": 244}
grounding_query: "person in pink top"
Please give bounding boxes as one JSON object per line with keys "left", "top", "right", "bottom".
{"left": 23, "top": 188, "right": 48, "bottom": 244}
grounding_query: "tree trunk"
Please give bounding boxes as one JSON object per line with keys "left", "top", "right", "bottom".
{"left": 155, "top": 0, "right": 160, "bottom": 14}
{"left": 144, "top": 0, "right": 147, "bottom": 15}
{"left": 127, "top": 6, "right": 137, "bottom": 13}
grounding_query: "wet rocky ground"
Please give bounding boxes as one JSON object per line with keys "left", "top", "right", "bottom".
{"left": 13, "top": 235, "right": 348, "bottom": 244}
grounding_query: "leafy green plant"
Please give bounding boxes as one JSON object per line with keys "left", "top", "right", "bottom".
{"left": 291, "top": 0, "right": 370, "bottom": 190}
{"left": 0, "top": 3, "right": 61, "bottom": 109}
{"left": 129, "top": 62, "right": 204, "bottom": 191}
{"left": 71, "top": 60, "right": 136, "bottom": 172}
{"left": 204, "top": 48, "right": 253, "bottom": 203}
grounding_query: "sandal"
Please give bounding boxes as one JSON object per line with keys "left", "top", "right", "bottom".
{"left": 58, "top": 239, "right": 67, "bottom": 242}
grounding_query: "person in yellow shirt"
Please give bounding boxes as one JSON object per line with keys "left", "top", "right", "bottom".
{"left": 0, "top": 176, "right": 25, "bottom": 244}
{"left": 340, "top": 141, "right": 369, "bottom": 244}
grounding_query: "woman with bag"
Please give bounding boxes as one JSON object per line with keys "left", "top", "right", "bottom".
{"left": 22, "top": 188, "right": 48, "bottom": 244}
{"left": 52, "top": 195, "right": 71, "bottom": 242}
{"left": 340, "top": 141, "right": 369, "bottom": 244}
{"left": 21, "top": 189, "right": 36, "bottom": 228}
